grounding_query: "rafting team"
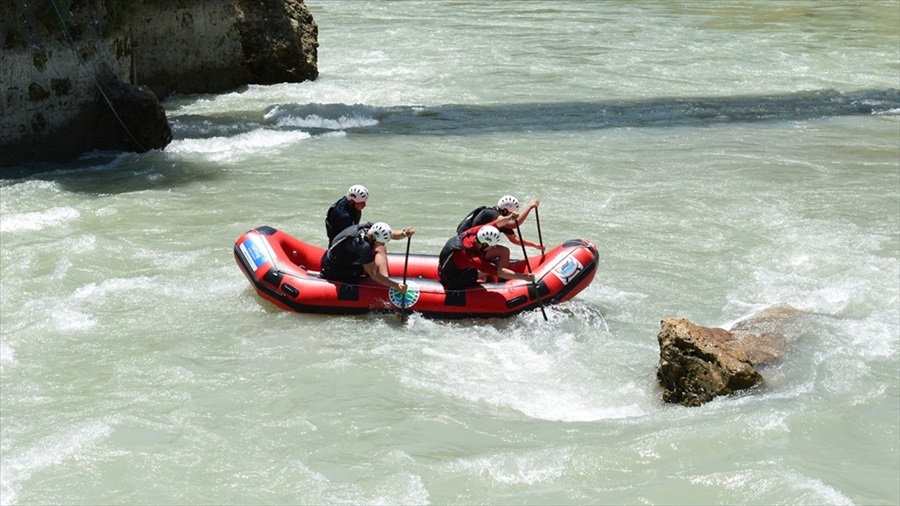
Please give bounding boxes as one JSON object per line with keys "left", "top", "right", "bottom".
{"left": 321, "top": 184, "right": 543, "bottom": 293}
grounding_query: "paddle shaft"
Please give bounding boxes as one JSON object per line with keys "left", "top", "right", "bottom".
{"left": 400, "top": 235, "right": 411, "bottom": 315}
{"left": 515, "top": 222, "right": 548, "bottom": 321}
{"left": 535, "top": 207, "right": 544, "bottom": 259}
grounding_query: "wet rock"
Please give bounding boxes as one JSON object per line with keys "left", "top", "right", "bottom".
{"left": 92, "top": 79, "right": 172, "bottom": 153}
{"left": 656, "top": 304, "right": 801, "bottom": 406}
{"left": 728, "top": 303, "right": 801, "bottom": 366}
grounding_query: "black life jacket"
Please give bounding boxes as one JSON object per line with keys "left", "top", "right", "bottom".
{"left": 439, "top": 229, "right": 479, "bottom": 275}
{"left": 455, "top": 206, "right": 489, "bottom": 234}
{"left": 324, "top": 223, "right": 372, "bottom": 267}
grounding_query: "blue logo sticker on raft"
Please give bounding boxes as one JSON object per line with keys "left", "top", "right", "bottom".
{"left": 240, "top": 235, "right": 271, "bottom": 271}
{"left": 389, "top": 285, "right": 420, "bottom": 309}
{"left": 553, "top": 257, "right": 584, "bottom": 284}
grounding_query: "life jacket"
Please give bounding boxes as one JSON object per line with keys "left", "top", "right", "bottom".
{"left": 455, "top": 206, "right": 489, "bottom": 234}
{"left": 324, "top": 223, "right": 371, "bottom": 267}
{"left": 439, "top": 229, "right": 479, "bottom": 276}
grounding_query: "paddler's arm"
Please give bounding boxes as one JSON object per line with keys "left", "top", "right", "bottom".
{"left": 493, "top": 212, "right": 519, "bottom": 230}
{"left": 390, "top": 226, "right": 415, "bottom": 240}
{"left": 515, "top": 199, "right": 540, "bottom": 225}
{"left": 504, "top": 231, "right": 544, "bottom": 250}
{"left": 495, "top": 212, "right": 543, "bottom": 250}
{"left": 364, "top": 262, "right": 407, "bottom": 293}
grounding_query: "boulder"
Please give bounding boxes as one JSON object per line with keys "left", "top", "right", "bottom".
{"left": 728, "top": 303, "right": 800, "bottom": 366}
{"left": 656, "top": 304, "right": 800, "bottom": 406}
{"left": 92, "top": 79, "right": 172, "bottom": 153}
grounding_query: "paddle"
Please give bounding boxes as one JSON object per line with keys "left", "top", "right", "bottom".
{"left": 400, "top": 234, "right": 411, "bottom": 317}
{"left": 535, "top": 206, "right": 545, "bottom": 260}
{"left": 515, "top": 221, "right": 548, "bottom": 321}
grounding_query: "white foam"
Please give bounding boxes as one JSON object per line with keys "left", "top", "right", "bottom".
{"left": 166, "top": 128, "right": 311, "bottom": 162}
{"left": 745, "top": 413, "right": 790, "bottom": 437}
{"left": 362, "top": 473, "right": 430, "bottom": 506}
{"left": 271, "top": 112, "right": 378, "bottom": 130}
{"left": 72, "top": 276, "right": 155, "bottom": 300}
{"left": 842, "top": 318, "right": 898, "bottom": 359}
{"left": 0, "top": 207, "right": 79, "bottom": 233}
{"left": 688, "top": 457, "right": 858, "bottom": 504}
{"left": 0, "top": 340, "right": 14, "bottom": 369}
{"left": 0, "top": 180, "right": 61, "bottom": 208}
{"left": 447, "top": 448, "right": 571, "bottom": 486}
{"left": 401, "top": 333, "right": 646, "bottom": 422}
{"left": 262, "top": 103, "right": 380, "bottom": 130}
{"left": 51, "top": 308, "right": 97, "bottom": 332}
{"left": 0, "top": 418, "right": 116, "bottom": 506}
{"left": 290, "top": 463, "right": 429, "bottom": 506}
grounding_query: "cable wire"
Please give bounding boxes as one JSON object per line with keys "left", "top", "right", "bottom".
{"left": 48, "top": 0, "right": 147, "bottom": 151}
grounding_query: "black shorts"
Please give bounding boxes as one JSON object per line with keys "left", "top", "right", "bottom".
{"left": 439, "top": 268, "right": 479, "bottom": 290}
{"left": 320, "top": 263, "right": 365, "bottom": 282}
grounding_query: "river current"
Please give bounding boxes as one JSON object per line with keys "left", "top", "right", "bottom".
{"left": 1, "top": 1, "right": 899, "bottom": 504}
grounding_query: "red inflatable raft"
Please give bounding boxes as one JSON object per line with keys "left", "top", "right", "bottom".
{"left": 234, "top": 225, "right": 599, "bottom": 319}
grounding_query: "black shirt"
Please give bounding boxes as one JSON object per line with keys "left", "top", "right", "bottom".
{"left": 325, "top": 196, "right": 362, "bottom": 245}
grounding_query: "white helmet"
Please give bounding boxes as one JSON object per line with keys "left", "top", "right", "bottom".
{"left": 369, "top": 222, "right": 392, "bottom": 243}
{"left": 476, "top": 225, "right": 502, "bottom": 247}
{"left": 347, "top": 185, "right": 369, "bottom": 203}
{"left": 497, "top": 195, "right": 519, "bottom": 213}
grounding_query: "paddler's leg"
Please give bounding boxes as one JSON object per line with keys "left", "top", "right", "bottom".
{"left": 481, "top": 245, "right": 511, "bottom": 282}
{"left": 372, "top": 241, "right": 390, "bottom": 276}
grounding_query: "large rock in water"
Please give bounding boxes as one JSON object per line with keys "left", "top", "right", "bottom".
{"left": 656, "top": 304, "right": 800, "bottom": 406}
{"left": 92, "top": 80, "right": 172, "bottom": 153}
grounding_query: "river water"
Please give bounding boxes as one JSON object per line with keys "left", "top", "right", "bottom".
{"left": 1, "top": 1, "right": 899, "bottom": 504}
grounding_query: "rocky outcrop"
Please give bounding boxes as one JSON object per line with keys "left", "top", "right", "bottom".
{"left": 124, "top": 1, "right": 248, "bottom": 100}
{"left": 237, "top": 0, "right": 318, "bottom": 85}
{"left": 0, "top": 0, "right": 318, "bottom": 169}
{"left": 93, "top": 79, "right": 172, "bottom": 153}
{"left": 656, "top": 304, "right": 801, "bottom": 406}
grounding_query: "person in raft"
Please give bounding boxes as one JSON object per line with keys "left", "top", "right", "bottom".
{"left": 439, "top": 223, "right": 536, "bottom": 289}
{"left": 320, "top": 221, "right": 415, "bottom": 292}
{"left": 456, "top": 195, "right": 544, "bottom": 251}
{"left": 325, "top": 184, "right": 369, "bottom": 246}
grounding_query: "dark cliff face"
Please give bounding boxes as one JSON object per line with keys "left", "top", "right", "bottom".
{"left": 0, "top": 0, "right": 318, "bottom": 169}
